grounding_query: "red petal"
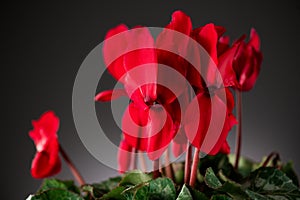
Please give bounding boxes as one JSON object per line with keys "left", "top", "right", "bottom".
{"left": 218, "top": 140, "right": 230, "bottom": 154}
{"left": 172, "top": 127, "right": 188, "bottom": 157}
{"left": 208, "top": 113, "right": 237, "bottom": 155}
{"left": 146, "top": 105, "right": 174, "bottom": 160}
{"left": 122, "top": 103, "right": 149, "bottom": 151}
{"left": 184, "top": 91, "right": 211, "bottom": 149}
{"left": 249, "top": 28, "right": 260, "bottom": 51}
{"left": 123, "top": 27, "right": 157, "bottom": 103}
{"left": 95, "top": 89, "right": 127, "bottom": 102}
{"left": 118, "top": 139, "right": 133, "bottom": 173}
{"left": 103, "top": 24, "right": 129, "bottom": 81}
{"left": 155, "top": 11, "right": 192, "bottom": 103}
{"left": 218, "top": 43, "right": 240, "bottom": 88}
{"left": 29, "top": 111, "right": 59, "bottom": 151}
{"left": 217, "top": 36, "right": 230, "bottom": 56}
{"left": 31, "top": 139, "right": 61, "bottom": 178}
{"left": 192, "top": 24, "right": 219, "bottom": 87}
{"left": 192, "top": 23, "right": 218, "bottom": 65}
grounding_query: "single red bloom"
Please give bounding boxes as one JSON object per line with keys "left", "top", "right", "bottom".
{"left": 233, "top": 28, "right": 263, "bottom": 91}
{"left": 184, "top": 23, "right": 238, "bottom": 154}
{"left": 29, "top": 111, "right": 61, "bottom": 178}
{"left": 96, "top": 11, "right": 192, "bottom": 160}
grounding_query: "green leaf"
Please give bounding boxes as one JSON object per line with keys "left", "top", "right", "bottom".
{"left": 28, "top": 189, "right": 84, "bottom": 200}
{"left": 39, "top": 179, "right": 80, "bottom": 194}
{"left": 281, "top": 161, "right": 299, "bottom": 187}
{"left": 188, "top": 186, "right": 209, "bottom": 200}
{"left": 210, "top": 195, "right": 233, "bottom": 200}
{"left": 245, "top": 189, "right": 268, "bottom": 200}
{"left": 135, "top": 178, "right": 176, "bottom": 200}
{"left": 245, "top": 167, "right": 300, "bottom": 199}
{"left": 100, "top": 186, "right": 127, "bottom": 200}
{"left": 82, "top": 176, "right": 122, "bottom": 198}
{"left": 204, "top": 167, "right": 222, "bottom": 189}
{"left": 218, "top": 182, "right": 248, "bottom": 199}
{"left": 176, "top": 184, "right": 193, "bottom": 200}
{"left": 200, "top": 154, "right": 242, "bottom": 182}
{"left": 228, "top": 154, "right": 257, "bottom": 178}
{"left": 119, "top": 170, "right": 151, "bottom": 186}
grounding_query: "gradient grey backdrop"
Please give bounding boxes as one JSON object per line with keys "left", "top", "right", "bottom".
{"left": 2, "top": 1, "right": 300, "bottom": 199}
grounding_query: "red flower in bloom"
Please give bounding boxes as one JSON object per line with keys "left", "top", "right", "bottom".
{"left": 184, "top": 23, "right": 237, "bottom": 155}
{"left": 29, "top": 111, "right": 61, "bottom": 178}
{"left": 233, "top": 29, "right": 263, "bottom": 91}
{"left": 96, "top": 11, "right": 192, "bottom": 161}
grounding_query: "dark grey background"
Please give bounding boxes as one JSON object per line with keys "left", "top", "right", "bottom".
{"left": 2, "top": 1, "right": 300, "bottom": 199}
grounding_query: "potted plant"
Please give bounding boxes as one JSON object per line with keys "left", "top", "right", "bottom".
{"left": 26, "top": 10, "right": 299, "bottom": 200}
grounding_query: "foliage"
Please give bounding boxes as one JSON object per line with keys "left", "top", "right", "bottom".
{"left": 27, "top": 154, "right": 300, "bottom": 200}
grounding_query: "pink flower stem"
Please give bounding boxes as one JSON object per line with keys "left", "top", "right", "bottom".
{"left": 184, "top": 85, "right": 194, "bottom": 184}
{"left": 139, "top": 151, "right": 147, "bottom": 172}
{"left": 262, "top": 152, "right": 280, "bottom": 167}
{"left": 184, "top": 145, "right": 192, "bottom": 184}
{"left": 153, "top": 159, "right": 161, "bottom": 179}
{"left": 234, "top": 90, "right": 242, "bottom": 170}
{"left": 132, "top": 148, "right": 138, "bottom": 169}
{"left": 59, "top": 145, "right": 85, "bottom": 186}
{"left": 189, "top": 148, "right": 200, "bottom": 187}
{"left": 164, "top": 148, "right": 174, "bottom": 180}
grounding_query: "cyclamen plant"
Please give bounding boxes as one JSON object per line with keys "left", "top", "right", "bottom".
{"left": 27, "top": 11, "right": 300, "bottom": 200}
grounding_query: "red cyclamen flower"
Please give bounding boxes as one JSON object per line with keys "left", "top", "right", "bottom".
{"left": 29, "top": 111, "right": 61, "bottom": 178}
{"left": 96, "top": 11, "right": 192, "bottom": 161}
{"left": 233, "top": 28, "right": 263, "bottom": 91}
{"left": 184, "top": 23, "right": 237, "bottom": 155}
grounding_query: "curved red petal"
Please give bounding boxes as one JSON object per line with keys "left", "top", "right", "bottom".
{"left": 31, "top": 139, "right": 61, "bottom": 178}
{"left": 217, "top": 36, "right": 230, "bottom": 56}
{"left": 249, "top": 28, "right": 260, "bottom": 51}
{"left": 122, "top": 103, "right": 149, "bottom": 151}
{"left": 218, "top": 44, "right": 240, "bottom": 88}
{"left": 95, "top": 89, "right": 127, "bottom": 102}
{"left": 146, "top": 105, "right": 174, "bottom": 160}
{"left": 184, "top": 92, "right": 211, "bottom": 149}
{"left": 172, "top": 127, "right": 188, "bottom": 157}
{"left": 29, "top": 111, "right": 59, "bottom": 151}
{"left": 123, "top": 27, "right": 157, "bottom": 102}
{"left": 103, "top": 24, "right": 128, "bottom": 81}
{"left": 219, "top": 140, "right": 231, "bottom": 154}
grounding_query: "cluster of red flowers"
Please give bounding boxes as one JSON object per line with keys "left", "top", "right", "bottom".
{"left": 95, "top": 11, "right": 262, "bottom": 173}
{"left": 28, "top": 10, "right": 262, "bottom": 180}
